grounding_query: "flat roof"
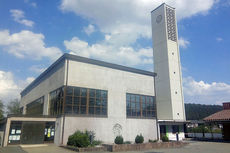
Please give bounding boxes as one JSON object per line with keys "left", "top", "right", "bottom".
{"left": 21, "top": 53, "right": 156, "bottom": 97}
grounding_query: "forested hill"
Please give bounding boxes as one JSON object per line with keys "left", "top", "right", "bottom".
{"left": 185, "top": 103, "right": 223, "bottom": 120}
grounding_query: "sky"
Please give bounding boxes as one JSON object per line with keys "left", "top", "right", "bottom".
{"left": 0, "top": 0, "right": 230, "bottom": 105}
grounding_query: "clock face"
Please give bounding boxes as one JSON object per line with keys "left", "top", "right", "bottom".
{"left": 156, "top": 15, "right": 162, "bottom": 23}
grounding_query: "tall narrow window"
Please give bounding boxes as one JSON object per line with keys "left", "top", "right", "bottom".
{"left": 49, "top": 87, "right": 64, "bottom": 115}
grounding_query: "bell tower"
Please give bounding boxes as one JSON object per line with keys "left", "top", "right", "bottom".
{"left": 151, "top": 3, "right": 186, "bottom": 121}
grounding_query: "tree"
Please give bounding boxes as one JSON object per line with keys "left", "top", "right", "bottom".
{"left": 7, "top": 99, "right": 20, "bottom": 115}
{"left": 0, "top": 100, "right": 4, "bottom": 119}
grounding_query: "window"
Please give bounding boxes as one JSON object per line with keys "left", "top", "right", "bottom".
{"left": 64, "top": 86, "right": 107, "bottom": 116}
{"left": 172, "top": 125, "right": 179, "bottom": 134}
{"left": 126, "top": 93, "right": 156, "bottom": 118}
{"left": 49, "top": 87, "right": 64, "bottom": 115}
{"left": 26, "top": 96, "right": 44, "bottom": 115}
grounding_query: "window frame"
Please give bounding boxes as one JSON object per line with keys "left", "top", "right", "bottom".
{"left": 126, "top": 93, "right": 156, "bottom": 119}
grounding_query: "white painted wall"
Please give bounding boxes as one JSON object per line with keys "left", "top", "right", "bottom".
{"left": 20, "top": 62, "right": 66, "bottom": 115}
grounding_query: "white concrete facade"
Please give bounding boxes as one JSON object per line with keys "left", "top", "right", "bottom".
{"left": 20, "top": 55, "right": 157, "bottom": 145}
{"left": 151, "top": 3, "right": 185, "bottom": 121}
{"left": 15, "top": 3, "right": 187, "bottom": 146}
{"left": 151, "top": 3, "right": 186, "bottom": 141}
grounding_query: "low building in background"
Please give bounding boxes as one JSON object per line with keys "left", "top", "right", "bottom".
{"left": 204, "top": 102, "right": 230, "bottom": 140}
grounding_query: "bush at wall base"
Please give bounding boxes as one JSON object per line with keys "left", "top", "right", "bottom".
{"left": 67, "top": 130, "right": 90, "bottom": 147}
{"left": 114, "top": 135, "right": 124, "bottom": 144}
{"left": 135, "top": 134, "right": 144, "bottom": 144}
{"left": 161, "top": 135, "right": 169, "bottom": 142}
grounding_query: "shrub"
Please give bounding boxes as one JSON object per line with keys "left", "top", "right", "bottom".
{"left": 124, "top": 141, "right": 131, "bottom": 144}
{"left": 67, "top": 130, "right": 90, "bottom": 148}
{"left": 213, "top": 128, "right": 222, "bottom": 134}
{"left": 149, "top": 139, "right": 157, "bottom": 143}
{"left": 91, "top": 140, "right": 103, "bottom": 146}
{"left": 161, "top": 135, "right": 169, "bottom": 142}
{"left": 135, "top": 134, "right": 144, "bottom": 144}
{"left": 114, "top": 135, "right": 124, "bottom": 144}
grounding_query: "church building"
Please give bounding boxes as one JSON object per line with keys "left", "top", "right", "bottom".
{"left": 1, "top": 3, "right": 186, "bottom": 146}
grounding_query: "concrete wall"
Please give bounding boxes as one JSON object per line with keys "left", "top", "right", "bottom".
{"left": 20, "top": 62, "right": 66, "bottom": 115}
{"left": 67, "top": 60, "right": 155, "bottom": 119}
{"left": 151, "top": 4, "right": 185, "bottom": 121}
{"left": 58, "top": 60, "right": 157, "bottom": 144}
{"left": 62, "top": 116, "right": 157, "bottom": 144}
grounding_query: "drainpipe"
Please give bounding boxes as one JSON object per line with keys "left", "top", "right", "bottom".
{"left": 61, "top": 59, "right": 69, "bottom": 145}
{"left": 154, "top": 75, "right": 160, "bottom": 141}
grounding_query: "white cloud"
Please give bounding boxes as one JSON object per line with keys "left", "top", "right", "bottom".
{"left": 179, "top": 37, "right": 190, "bottom": 49}
{"left": 0, "top": 71, "right": 20, "bottom": 103}
{"left": 83, "top": 24, "right": 95, "bottom": 35}
{"left": 64, "top": 37, "right": 153, "bottom": 66}
{"left": 29, "top": 65, "right": 46, "bottom": 73}
{"left": 0, "top": 30, "right": 62, "bottom": 61}
{"left": 216, "top": 37, "right": 223, "bottom": 42}
{"left": 0, "top": 71, "right": 34, "bottom": 104}
{"left": 10, "top": 9, "right": 34, "bottom": 27}
{"left": 60, "top": 0, "right": 218, "bottom": 46}
{"left": 183, "top": 77, "right": 230, "bottom": 105}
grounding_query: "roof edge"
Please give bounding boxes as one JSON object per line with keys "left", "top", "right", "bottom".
{"left": 21, "top": 53, "right": 156, "bottom": 97}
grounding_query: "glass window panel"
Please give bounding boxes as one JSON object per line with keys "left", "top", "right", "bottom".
{"left": 73, "top": 97, "right": 80, "bottom": 105}
{"left": 131, "top": 95, "right": 135, "bottom": 102}
{"left": 102, "top": 107, "right": 107, "bottom": 115}
{"left": 64, "top": 105, "right": 72, "bottom": 114}
{"left": 96, "top": 90, "right": 101, "bottom": 98}
{"left": 101, "top": 99, "right": 107, "bottom": 106}
{"left": 142, "top": 110, "right": 146, "bottom": 117}
{"left": 141, "top": 96, "right": 145, "bottom": 103}
{"left": 96, "top": 98, "right": 101, "bottom": 106}
{"left": 150, "top": 97, "right": 153, "bottom": 103}
{"left": 65, "top": 96, "right": 73, "bottom": 105}
{"left": 89, "top": 107, "right": 94, "bottom": 114}
{"left": 127, "top": 109, "right": 131, "bottom": 116}
{"left": 131, "top": 110, "right": 136, "bottom": 116}
{"left": 81, "top": 97, "right": 87, "bottom": 105}
{"left": 136, "top": 102, "right": 140, "bottom": 111}
{"left": 73, "top": 106, "right": 79, "bottom": 114}
{"left": 147, "top": 111, "right": 151, "bottom": 117}
{"left": 80, "top": 106, "right": 86, "bottom": 114}
{"left": 137, "top": 111, "right": 141, "bottom": 117}
{"left": 101, "top": 91, "right": 107, "bottom": 98}
{"left": 74, "top": 87, "right": 80, "bottom": 97}
{"left": 151, "top": 111, "right": 155, "bottom": 117}
{"left": 81, "top": 88, "right": 87, "bottom": 97}
{"left": 135, "top": 95, "right": 140, "bottom": 102}
{"left": 126, "top": 94, "right": 131, "bottom": 101}
{"left": 131, "top": 102, "right": 135, "bottom": 109}
{"left": 89, "top": 89, "right": 95, "bottom": 97}
{"left": 95, "top": 107, "right": 101, "bottom": 115}
{"left": 66, "top": 87, "right": 73, "bottom": 96}
{"left": 89, "top": 98, "right": 95, "bottom": 106}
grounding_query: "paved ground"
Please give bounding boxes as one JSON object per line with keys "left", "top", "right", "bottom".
{"left": 1, "top": 141, "right": 230, "bottom": 153}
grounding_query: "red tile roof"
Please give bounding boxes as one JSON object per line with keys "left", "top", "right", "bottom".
{"left": 204, "top": 109, "right": 230, "bottom": 121}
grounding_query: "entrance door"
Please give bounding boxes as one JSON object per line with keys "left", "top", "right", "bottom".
{"left": 21, "top": 122, "right": 45, "bottom": 144}
{"left": 160, "top": 125, "right": 166, "bottom": 139}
